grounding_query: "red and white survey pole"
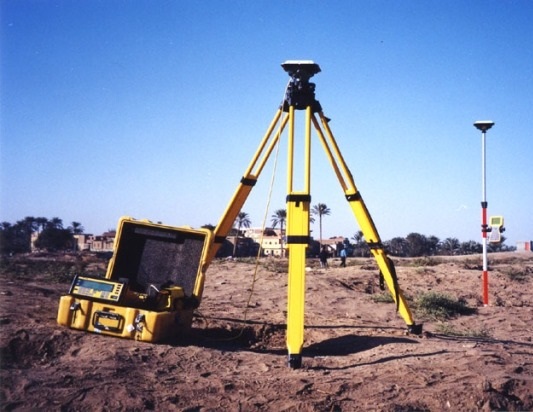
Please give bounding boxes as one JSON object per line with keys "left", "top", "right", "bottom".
{"left": 474, "top": 120, "right": 494, "bottom": 306}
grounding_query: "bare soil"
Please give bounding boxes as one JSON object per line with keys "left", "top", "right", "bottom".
{"left": 1, "top": 252, "right": 532, "bottom": 411}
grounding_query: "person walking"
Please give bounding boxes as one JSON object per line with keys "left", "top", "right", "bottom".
{"left": 340, "top": 247, "right": 347, "bottom": 268}
{"left": 319, "top": 246, "right": 329, "bottom": 268}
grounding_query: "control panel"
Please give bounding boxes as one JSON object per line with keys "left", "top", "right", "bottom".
{"left": 69, "top": 275, "right": 126, "bottom": 303}
{"left": 489, "top": 215, "right": 505, "bottom": 243}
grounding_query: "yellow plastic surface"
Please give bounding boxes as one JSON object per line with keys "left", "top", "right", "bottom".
{"left": 57, "top": 295, "right": 193, "bottom": 342}
{"left": 286, "top": 191, "right": 310, "bottom": 356}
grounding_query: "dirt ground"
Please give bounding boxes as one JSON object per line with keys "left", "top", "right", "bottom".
{"left": 1, "top": 252, "right": 532, "bottom": 411}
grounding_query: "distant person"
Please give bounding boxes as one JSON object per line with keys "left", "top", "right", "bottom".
{"left": 319, "top": 246, "right": 328, "bottom": 268}
{"left": 340, "top": 247, "right": 347, "bottom": 268}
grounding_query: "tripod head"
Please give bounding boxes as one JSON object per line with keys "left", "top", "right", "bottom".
{"left": 281, "top": 60, "right": 322, "bottom": 112}
{"left": 281, "top": 60, "right": 321, "bottom": 81}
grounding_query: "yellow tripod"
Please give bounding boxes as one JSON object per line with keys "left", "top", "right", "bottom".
{"left": 206, "top": 61, "right": 422, "bottom": 368}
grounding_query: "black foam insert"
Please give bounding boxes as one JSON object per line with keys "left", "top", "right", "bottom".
{"left": 110, "top": 221, "right": 206, "bottom": 296}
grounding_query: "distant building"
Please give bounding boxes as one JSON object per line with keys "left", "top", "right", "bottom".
{"left": 83, "top": 232, "right": 115, "bottom": 252}
{"left": 243, "top": 227, "right": 345, "bottom": 257}
{"left": 320, "top": 237, "right": 345, "bottom": 256}
{"left": 222, "top": 235, "right": 259, "bottom": 258}
{"left": 516, "top": 241, "right": 532, "bottom": 252}
{"left": 243, "top": 227, "right": 290, "bottom": 257}
{"left": 73, "top": 234, "right": 92, "bottom": 251}
{"left": 30, "top": 232, "right": 116, "bottom": 253}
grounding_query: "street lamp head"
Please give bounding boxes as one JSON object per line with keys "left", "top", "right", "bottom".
{"left": 474, "top": 120, "right": 495, "bottom": 132}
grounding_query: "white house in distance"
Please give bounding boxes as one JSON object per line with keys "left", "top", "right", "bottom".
{"left": 31, "top": 225, "right": 348, "bottom": 257}
{"left": 244, "top": 227, "right": 285, "bottom": 257}
{"left": 243, "top": 227, "right": 345, "bottom": 257}
{"left": 30, "top": 232, "right": 116, "bottom": 253}
{"left": 516, "top": 241, "right": 533, "bottom": 252}
{"left": 75, "top": 232, "right": 115, "bottom": 253}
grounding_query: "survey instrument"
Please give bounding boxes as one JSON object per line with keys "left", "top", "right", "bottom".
{"left": 57, "top": 218, "right": 211, "bottom": 342}
{"left": 58, "top": 61, "right": 421, "bottom": 366}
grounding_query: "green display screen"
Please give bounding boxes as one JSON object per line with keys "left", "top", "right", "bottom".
{"left": 78, "top": 278, "right": 114, "bottom": 292}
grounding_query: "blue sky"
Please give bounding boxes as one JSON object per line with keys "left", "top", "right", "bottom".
{"left": 1, "top": 1, "right": 532, "bottom": 247}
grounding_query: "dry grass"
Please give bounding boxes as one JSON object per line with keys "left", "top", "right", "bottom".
{"left": 415, "top": 292, "right": 476, "bottom": 320}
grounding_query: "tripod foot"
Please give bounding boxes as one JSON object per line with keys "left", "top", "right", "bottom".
{"left": 407, "top": 323, "right": 423, "bottom": 335}
{"left": 288, "top": 354, "right": 302, "bottom": 369}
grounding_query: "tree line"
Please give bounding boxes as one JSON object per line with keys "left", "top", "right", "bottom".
{"left": 349, "top": 230, "right": 514, "bottom": 258}
{"left": 1, "top": 208, "right": 514, "bottom": 257}
{"left": 0, "top": 216, "right": 84, "bottom": 255}
{"left": 229, "top": 204, "right": 514, "bottom": 258}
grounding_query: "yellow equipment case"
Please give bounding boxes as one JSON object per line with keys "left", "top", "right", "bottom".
{"left": 57, "top": 217, "right": 212, "bottom": 342}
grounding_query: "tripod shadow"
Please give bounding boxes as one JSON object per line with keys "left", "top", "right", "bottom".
{"left": 303, "top": 334, "right": 451, "bottom": 372}
{"left": 308, "top": 349, "right": 447, "bottom": 371}
{"left": 305, "top": 334, "right": 418, "bottom": 358}
{"left": 182, "top": 318, "right": 421, "bottom": 360}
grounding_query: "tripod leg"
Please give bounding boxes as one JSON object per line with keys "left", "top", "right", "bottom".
{"left": 312, "top": 112, "right": 420, "bottom": 331}
{"left": 286, "top": 194, "right": 310, "bottom": 369}
{"left": 205, "top": 109, "right": 288, "bottom": 266}
{"left": 286, "top": 106, "right": 312, "bottom": 368}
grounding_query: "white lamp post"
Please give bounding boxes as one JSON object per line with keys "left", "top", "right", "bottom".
{"left": 473, "top": 120, "right": 494, "bottom": 306}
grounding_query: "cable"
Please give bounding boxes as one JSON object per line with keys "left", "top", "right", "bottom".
{"left": 241, "top": 79, "right": 290, "bottom": 324}
{"left": 207, "top": 81, "right": 291, "bottom": 343}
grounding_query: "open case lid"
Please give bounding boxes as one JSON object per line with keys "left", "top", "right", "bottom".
{"left": 105, "top": 217, "right": 212, "bottom": 297}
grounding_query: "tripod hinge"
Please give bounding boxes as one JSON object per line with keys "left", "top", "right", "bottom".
{"left": 286, "top": 194, "right": 311, "bottom": 206}
{"left": 286, "top": 235, "right": 311, "bottom": 245}
{"left": 367, "top": 241, "right": 384, "bottom": 249}
{"left": 240, "top": 177, "right": 257, "bottom": 186}
{"left": 345, "top": 192, "right": 362, "bottom": 202}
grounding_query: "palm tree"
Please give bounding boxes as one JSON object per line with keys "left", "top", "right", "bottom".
{"left": 387, "top": 237, "right": 408, "bottom": 257}
{"left": 67, "top": 222, "right": 84, "bottom": 252}
{"left": 35, "top": 217, "right": 48, "bottom": 233}
{"left": 271, "top": 209, "right": 287, "bottom": 257}
{"left": 70, "top": 221, "right": 84, "bottom": 234}
{"left": 311, "top": 203, "right": 331, "bottom": 245}
{"left": 442, "top": 237, "right": 460, "bottom": 255}
{"left": 352, "top": 230, "right": 366, "bottom": 257}
{"left": 22, "top": 216, "right": 38, "bottom": 233}
{"left": 48, "top": 217, "right": 64, "bottom": 229}
{"left": 352, "top": 230, "right": 364, "bottom": 245}
{"left": 0, "top": 221, "right": 12, "bottom": 231}
{"left": 233, "top": 211, "right": 252, "bottom": 257}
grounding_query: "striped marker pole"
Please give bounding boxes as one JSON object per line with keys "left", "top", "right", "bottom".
{"left": 474, "top": 121, "right": 495, "bottom": 306}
